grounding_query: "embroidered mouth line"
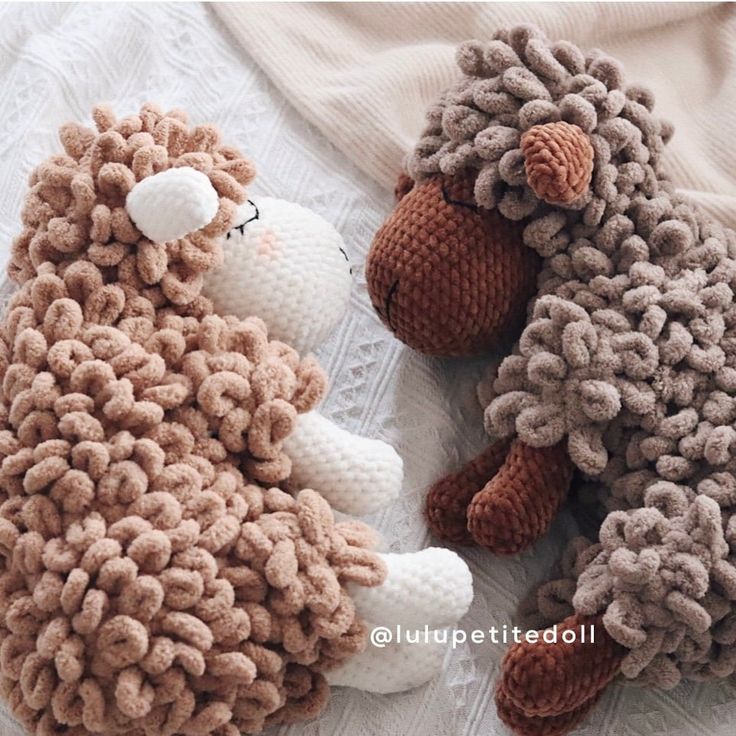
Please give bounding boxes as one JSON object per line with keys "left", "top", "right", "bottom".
{"left": 385, "top": 279, "right": 399, "bottom": 331}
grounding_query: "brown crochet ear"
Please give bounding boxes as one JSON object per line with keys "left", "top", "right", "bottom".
{"left": 394, "top": 172, "right": 415, "bottom": 202}
{"left": 520, "top": 122, "right": 594, "bottom": 205}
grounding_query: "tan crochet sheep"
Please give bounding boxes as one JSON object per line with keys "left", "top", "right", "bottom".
{"left": 0, "top": 104, "right": 473, "bottom": 736}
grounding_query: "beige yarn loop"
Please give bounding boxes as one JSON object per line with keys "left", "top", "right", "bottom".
{"left": 0, "top": 104, "right": 386, "bottom": 736}
{"left": 418, "top": 26, "right": 736, "bottom": 688}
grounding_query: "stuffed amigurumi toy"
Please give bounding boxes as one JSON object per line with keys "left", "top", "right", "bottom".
{"left": 201, "top": 194, "right": 404, "bottom": 517}
{"left": 366, "top": 22, "right": 674, "bottom": 554}
{"left": 0, "top": 103, "right": 473, "bottom": 736}
{"left": 366, "top": 23, "right": 736, "bottom": 736}
{"left": 199, "top": 180, "right": 476, "bottom": 686}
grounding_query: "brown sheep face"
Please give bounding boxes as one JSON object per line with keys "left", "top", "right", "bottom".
{"left": 366, "top": 122, "right": 596, "bottom": 357}
{"left": 366, "top": 170, "right": 541, "bottom": 357}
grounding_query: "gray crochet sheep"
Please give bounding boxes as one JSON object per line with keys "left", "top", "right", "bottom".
{"left": 367, "top": 23, "right": 736, "bottom": 736}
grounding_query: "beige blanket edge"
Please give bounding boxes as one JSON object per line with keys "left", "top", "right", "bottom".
{"left": 214, "top": 1, "right": 736, "bottom": 226}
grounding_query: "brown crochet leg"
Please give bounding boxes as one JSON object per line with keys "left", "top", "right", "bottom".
{"left": 425, "top": 439, "right": 512, "bottom": 544}
{"left": 496, "top": 683, "right": 602, "bottom": 736}
{"left": 467, "top": 439, "right": 573, "bottom": 554}
{"left": 500, "top": 614, "right": 625, "bottom": 718}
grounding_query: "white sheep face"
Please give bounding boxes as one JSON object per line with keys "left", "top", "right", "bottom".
{"left": 204, "top": 196, "right": 353, "bottom": 354}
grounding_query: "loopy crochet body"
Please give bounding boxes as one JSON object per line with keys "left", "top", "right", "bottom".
{"left": 462, "top": 34, "right": 736, "bottom": 686}
{"left": 367, "top": 22, "right": 736, "bottom": 732}
{"left": 406, "top": 27, "right": 673, "bottom": 224}
{"left": 0, "top": 105, "right": 386, "bottom": 735}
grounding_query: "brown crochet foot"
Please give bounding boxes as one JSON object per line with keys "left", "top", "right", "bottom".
{"left": 500, "top": 614, "right": 625, "bottom": 719}
{"left": 496, "top": 682, "right": 602, "bottom": 736}
{"left": 425, "top": 439, "right": 512, "bottom": 544}
{"left": 467, "top": 439, "right": 573, "bottom": 554}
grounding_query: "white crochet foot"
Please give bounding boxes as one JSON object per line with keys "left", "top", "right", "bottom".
{"left": 349, "top": 547, "right": 473, "bottom": 629}
{"left": 325, "top": 638, "right": 445, "bottom": 693}
{"left": 283, "top": 411, "right": 403, "bottom": 516}
{"left": 329, "top": 548, "right": 473, "bottom": 693}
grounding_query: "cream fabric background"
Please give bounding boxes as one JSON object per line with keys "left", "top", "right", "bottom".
{"left": 215, "top": 2, "right": 736, "bottom": 227}
{"left": 0, "top": 3, "right": 734, "bottom": 735}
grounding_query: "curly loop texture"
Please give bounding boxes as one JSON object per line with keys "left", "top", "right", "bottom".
{"left": 485, "top": 196, "right": 736, "bottom": 681}
{"left": 408, "top": 24, "right": 673, "bottom": 234}
{"left": 426, "top": 27, "right": 736, "bottom": 686}
{"left": 11, "top": 102, "right": 254, "bottom": 298}
{"left": 0, "top": 105, "right": 386, "bottom": 735}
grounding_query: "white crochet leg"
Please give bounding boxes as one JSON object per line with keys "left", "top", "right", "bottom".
{"left": 325, "top": 638, "right": 445, "bottom": 693}
{"left": 328, "top": 548, "right": 473, "bottom": 693}
{"left": 283, "top": 411, "right": 403, "bottom": 515}
{"left": 348, "top": 547, "right": 474, "bottom": 629}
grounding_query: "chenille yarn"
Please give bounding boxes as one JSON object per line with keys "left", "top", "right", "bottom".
{"left": 202, "top": 196, "right": 405, "bottom": 518}
{"left": 0, "top": 104, "right": 388, "bottom": 736}
{"left": 520, "top": 122, "right": 594, "bottom": 206}
{"left": 406, "top": 26, "right": 673, "bottom": 227}
{"left": 368, "top": 167, "right": 540, "bottom": 357}
{"left": 367, "top": 16, "right": 678, "bottom": 550}
{"left": 368, "top": 21, "right": 736, "bottom": 736}
{"left": 464, "top": 31, "right": 736, "bottom": 686}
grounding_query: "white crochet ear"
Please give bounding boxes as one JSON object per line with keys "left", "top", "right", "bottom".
{"left": 283, "top": 411, "right": 402, "bottom": 516}
{"left": 349, "top": 548, "right": 473, "bottom": 629}
{"left": 325, "top": 638, "right": 445, "bottom": 693}
{"left": 126, "top": 167, "right": 219, "bottom": 243}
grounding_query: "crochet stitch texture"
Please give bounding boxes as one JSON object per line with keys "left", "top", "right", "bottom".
{"left": 519, "top": 121, "right": 595, "bottom": 206}
{"left": 0, "top": 104, "right": 387, "bottom": 735}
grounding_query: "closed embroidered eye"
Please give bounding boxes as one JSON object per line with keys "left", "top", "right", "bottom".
{"left": 441, "top": 184, "right": 479, "bottom": 212}
{"left": 226, "top": 199, "right": 260, "bottom": 239}
{"left": 339, "top": 246, "right": 354, "bottom": 275}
